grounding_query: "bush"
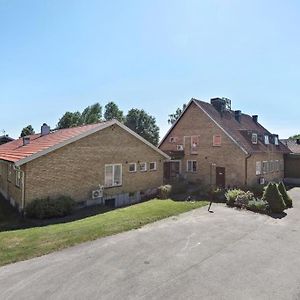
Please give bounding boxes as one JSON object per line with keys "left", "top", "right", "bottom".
{"left": 171, "top": 181, "right": 188, "bottom": 195}
{"left": 247, "top": 199, "right": 269, "bottom": 213}
{"left": 234, "top": 191, "right": 254, "bottom": 208}
{"left": 278, "top": 182, "right": 293, "bottom": 208}
{"left": 262, "top": 183, "right": 286, "bottom": 213}
{"left": 210, "top": 187, "right": 226, "bottom": 203}
{"left": 158, "top": 185, "right": 172, "bottom": 199}
{"left": 25, "top": 196, "right": 75, "bottom": 219}
{"left": 249, "top": 184, "right": 267, "bottom": 198}
{"left": 225, "top": 189, "right": 244, "bottom": 206}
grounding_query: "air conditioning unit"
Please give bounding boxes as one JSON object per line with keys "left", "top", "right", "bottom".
{"left": 92, "top": 185, "right": 104, "bottom": 199}
{"left": 259, "top": 177, "right": 265, "bottom": 185}
{"left": 177, "top": 144, "right": 184, "bottom": 151}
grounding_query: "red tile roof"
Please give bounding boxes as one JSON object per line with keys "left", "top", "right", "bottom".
{"left": 0, "top": 122, "right": 113, "bottom": 164}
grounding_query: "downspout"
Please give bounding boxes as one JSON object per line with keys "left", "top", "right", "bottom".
{"left": 245, "top": 154, "right": 252, "bottom": 186}
{"left": 13, "top": 165, "right": 25, "bottom": 213}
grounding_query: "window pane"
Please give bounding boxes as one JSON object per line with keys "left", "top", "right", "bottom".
{"left": 105, "top": 165, "right": 113, "bottom": 187}
{"left": 114, "top": 165, "right": 122, "bottom": 185}
{"left": 129, "top": 163, "right": 136, "bottom": 172}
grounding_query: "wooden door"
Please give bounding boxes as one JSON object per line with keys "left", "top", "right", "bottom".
{"left": 216, "top": 167, "right": 225, "bottom": 188}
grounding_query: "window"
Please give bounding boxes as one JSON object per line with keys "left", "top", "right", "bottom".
{"left": 177, "top": 144, "right": 184, "bottom": 151}
{"left": 187, "top": 160, "right": 197, "bottom": 173}
{"left": 274, "top": 136, "right": 279, "bottom": 145}
{"left": 213, "top": 135, "right": 221, "bottom": 146}
{"left": 256, "top": 161, "right": 262, "bottom": 175}
{"left": 252, "top": 133, "right": 258, "bottom": 144}
{"left": 105, "top": 164, "right": 122, "bottom": 187}
{"left": 262, "top": 161, "right": 268, "bottom": 174}
{"left": 169, "top": 137, "right": 177, "bottom": 143}
{"left": 275, "top": 160, "right": 280, "bottom": 172}
{"left": 129, "top": 163, "right": 136, "bottom": 172}
{"left": 149, "top": 162, "right": 157, "bottom": 171}
{"left": 264, "top": 135, "right": 269, "bottom": 145}
{"left": 139, "top": 162, "right": 147, "bottom": 172}
{"left": 16, "top": 170, "right": 22, "bottom": 188}
{"left": 191, "top": 136, "right": 199, "bottom": 153}
{"left": 269, "top": 161, "right": 274, "bottom": 173}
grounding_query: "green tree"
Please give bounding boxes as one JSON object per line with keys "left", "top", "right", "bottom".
{"left": 289, "top": 134, "right": 300, "bottom": 140}
{"left": 168, "top": 104, "right": 187, "bottom": 125}
{"left": 104, "top": 101, "right": 124, "bottom": 122}
{"left": 262, "top": 183, "right": 286, "bottom": 213}
{"left": 57, "top": 111, "right": 82, "bottom": 129}
{"left": 20, "top": 125, "right": 35, "bottom": 137}
{"left": 81, "top": 103, "right": 102, "bottom": 124}
{"left": 125, "top": 109, "right": 160, "bottom": 146}
{"left": 278, "top": 182, "right": 293, "bottom": 208}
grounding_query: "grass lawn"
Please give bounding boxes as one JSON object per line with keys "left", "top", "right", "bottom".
{"left": 0, "top": 199, "right": 208, "bottom": 267}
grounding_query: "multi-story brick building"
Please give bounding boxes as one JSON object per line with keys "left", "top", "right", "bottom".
{"left": 159, "top": 98, "right": 290, "bottom": 188}
{"left": 0, "top": 120, "right": 169, "bottom": 211}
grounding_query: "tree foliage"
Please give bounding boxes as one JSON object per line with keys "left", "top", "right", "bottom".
{"left": 278, "top": 182, "right": 293, "bottom": 208}
{"left": 168, "top": 104, "right": 187, "bottom": 125}
{"left": 104, "top": 101, "right": 124, "bottom": 122}
{"left": 289, "top": 134, "right": 300, "bottom": 140}
{"left": 57, "top": 103, "right": 102, "bottom": 129}
{"left": 262, "top": 182, "right": 286, "bottom": 213}
{"left": 125, "top": 109, "right": 160, "bottom": 146}
{"left": 20, "top": 125, "right": 35, "bottom": 137}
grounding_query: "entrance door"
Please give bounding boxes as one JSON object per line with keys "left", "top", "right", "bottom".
{"left": 216, "top": 167, "right": 225, "bottom": 188}
{"left": 164, "top": 161, "right": 180, "bottom": 181}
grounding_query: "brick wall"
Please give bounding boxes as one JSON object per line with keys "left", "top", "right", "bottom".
{"left": 24, "top": 124, "right": 165, "bottom": 205}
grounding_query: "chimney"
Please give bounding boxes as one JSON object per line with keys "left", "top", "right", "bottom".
{"left": 252, "top": 115, "right": 258, "bottom": 123}
{"left": 41, "top": 123, "right": 50, "bottom": 136}
{"left": 23, "top": 136, "right": 30, "bottom": 146}
{"left": 234, "top": 110, "right": 242, "bottom": 122}
{"left": 297, "top": 139, "right": 300, "bottom": 145}
{"left": 210, "top": 98, "right": 227, "bottom": 113}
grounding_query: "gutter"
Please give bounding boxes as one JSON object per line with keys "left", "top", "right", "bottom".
{"left": 245, "top": 154, "right": 252, "bottom": 186}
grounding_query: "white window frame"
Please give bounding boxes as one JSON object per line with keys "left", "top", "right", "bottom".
{"left": 128, "top": 163, "right": 137, "bottom": 173}
{"left": 213, "top": 135, "right": 222, "bottom": 147}
{"left": 16, "top": 170, "right": 22, "bottom": 188}
{"left": 7, "top": 164, "right": 12, "bottom": 182}
{"left": 187, "top": 160, "right": 197, "bottom": 173}
{"left": 169, "top": 137, "right": 177, "bottom": 143}
{"left": 139, "top": 162, "right": 147, "bottom": 172}
{"left": 105, "top": 164, "right": 122, "bottom": 187}
{"left": 256, "top": 161, "right": 262, "bottom": 175}
{"left": 264, "top": 135, "right": 269, "bottom": 145}
{"left": 149, "top": 162, "right": 157, "bottom": 171}
{"left": 274, "top": 136, "right": 279, "bottom": 146}
{"left": 275, "top": 160, "right": 280, "bottom": 172}
{"left": 269, "top": 160, "right": 274, "bottom": 173}
{"left": 176, "top": 144, "right": 184, "bottom": 151}
{"left": 252, "top": 133, "right": 258, "bottom": 144}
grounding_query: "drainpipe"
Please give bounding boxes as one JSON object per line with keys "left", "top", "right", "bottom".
{"left": 13, "top": 165, "right": 25, "bottom": 213}
{"left": 245, "top": 154, "right": 252, "bottom": 186}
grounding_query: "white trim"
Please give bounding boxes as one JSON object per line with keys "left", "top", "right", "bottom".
{"left": 186, "top": 160, "right": 197, "bottom": 173}
{"left": 105, "top": 163, "right": 122, "bottom": 187}
{"left": 139, "top": 162, "right": 147, "bottom": 172}
{"left": 14, "top": 120, "right": 169, "bottom": 167}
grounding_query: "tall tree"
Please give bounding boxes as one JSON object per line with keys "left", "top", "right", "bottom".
{"left": 20, "top": 125, "right": 35, "bottom": 137}
{"left": 57, "top": 111, "right": 82, "bottom": 129}
{"left": 168, "top": 104, "right": 187, "bottom": 125}
{"left": 81, "top": 103, "right": 102, "bottom": 124}
{"left": 125, "top": 109, "right": 160, "bottom": 146}
{"left": 104, "top": 101, "right": 124, "bottom": 122}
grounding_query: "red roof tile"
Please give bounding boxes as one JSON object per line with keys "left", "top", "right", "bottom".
{"left": 0, "top": 122, "right": 113, "bottom": 164}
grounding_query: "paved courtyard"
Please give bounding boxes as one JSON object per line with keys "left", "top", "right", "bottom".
{"left": 0, "top": 188, "right": 300, "bottom": 300}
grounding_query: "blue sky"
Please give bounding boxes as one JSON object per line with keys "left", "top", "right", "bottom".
{"left": 0, "top": 0, "right": 299, "bottom": 139}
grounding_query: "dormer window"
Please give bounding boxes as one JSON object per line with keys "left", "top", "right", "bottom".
{"left": 251, "top": 133, "right": 258, "bottom": 144}
{"left": 274, "top": 136, "right": 279, "bottom": 146}
{"left": 264, "top": 135, "right": 269, "bottom": 145}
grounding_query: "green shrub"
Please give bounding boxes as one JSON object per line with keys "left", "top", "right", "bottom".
{"left": 225, "top": 189, "right": 244, "bottom": 206}
{"left": 25, "top": 196, "right": 75, "bottom": 219}
{"left": 234, "top": 191, "right": 254, "bottom": 208}
{"left": 262, "top": 183, "right": 286, "bottom": 214}
{"left": 247, "top": 199, "right": 268, "bottom": 213}
{"left": 158, "top": 185, "right": 172, "bottom": 199}
{"left": 278, "top": 182, "right": 293, "bottom": 208}
{"left": 210, "top": 187, "right": 226, "bottom": 203}
{"left": 249, "top": 184, "right": 267, "bottom": 198}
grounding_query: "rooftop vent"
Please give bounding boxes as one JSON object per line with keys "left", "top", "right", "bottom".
{"left": 234, "top": 110, "right": 242, "bottom": 122}
{"left": 23, "top": 136, "right": 30, "bottom": 146}
{"left": 252, "top": 115, "right": 258, "bottom": 123}
{"left": 41, "top": 123, "right": 50, "bottom": 136}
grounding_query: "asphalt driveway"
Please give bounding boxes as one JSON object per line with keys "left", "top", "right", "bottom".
{"left": 1, "top": 188, "right": 300, "bottom": 300}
